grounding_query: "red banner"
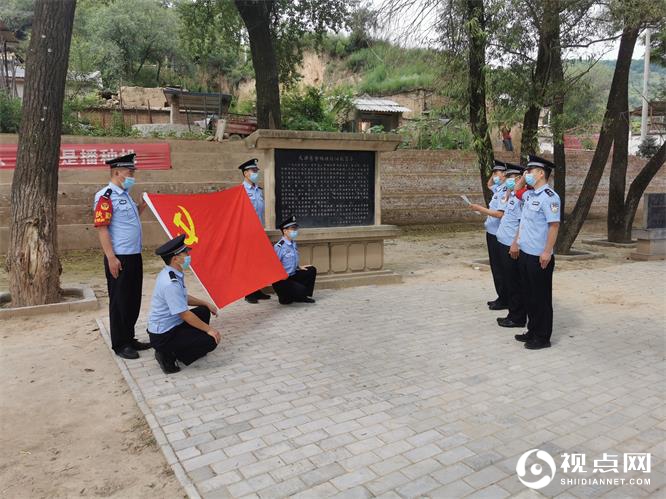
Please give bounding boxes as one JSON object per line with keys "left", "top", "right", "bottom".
{"left": 144, "top": 186, "right": 287, "bottom": 309}
{"left": 0, "top": 143, "right": 171, "bottom": 170}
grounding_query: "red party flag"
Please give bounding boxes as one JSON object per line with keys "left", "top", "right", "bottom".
{"left": 144, "top": 186, "right": 287, "bottom": 308}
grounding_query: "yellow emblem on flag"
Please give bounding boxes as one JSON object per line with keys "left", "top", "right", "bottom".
{"left": 173, "top": 205, "right": 199, "bottom": 245}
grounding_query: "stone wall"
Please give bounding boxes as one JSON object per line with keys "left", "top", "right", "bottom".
{"left": 380, "top": 149, "right": 666, "bottom": 225}
{"left": 1, "top": 133, "right": 664, "bottom": 252}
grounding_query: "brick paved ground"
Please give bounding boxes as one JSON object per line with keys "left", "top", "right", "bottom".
{"left": 99, "top": 260, "right": 665, "bottom": 498}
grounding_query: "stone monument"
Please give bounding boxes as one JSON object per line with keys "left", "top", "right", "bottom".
{"left": 631, "top": 192, "right": 666, "bottom": 261}
{"left": 246, "top": 130, "right": 402, "bottom": 288}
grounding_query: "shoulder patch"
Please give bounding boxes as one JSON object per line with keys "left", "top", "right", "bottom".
{"left": 168, "top": 271, "right": 178, "bottom": 282}
{"left": 276, "top": 239, "right": 284, "bottom": 247}
{"left": 502, "top": 186, "right": 507, "bottom": 192}
{"left": 258, "top": 186, "right": 263, "bottom": 190}
{"left": 102, "top": 188, "right": 113, "bottom": 199}
{"left": 545, "top": 188, "right": 555, "bottom": 197}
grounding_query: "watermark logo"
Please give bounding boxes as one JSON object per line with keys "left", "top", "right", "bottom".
{"left": 516, "top": 450, "right": 651, "bottom": 490}
{"left": 516, "top": 449, "right": 557, "bottom": 489}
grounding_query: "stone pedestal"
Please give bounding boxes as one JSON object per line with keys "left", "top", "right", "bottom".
{"left": 631, "top": 193, "right": 666, "bottom": 261}
{"left": 247, "top": 130, "right": 402, "bottom": 287}
{"left": 631, "top": 228, "right": 666, "bottom": 261}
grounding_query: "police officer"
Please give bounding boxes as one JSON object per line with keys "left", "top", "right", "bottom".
{"left": 239, "top": 158, "right": 271, "bottom": 304}
{"left": 272, "top": 216, "right": 317, "bottom": 305}
{"left": 511, "top": 155, "right": 560, "bottom": 350}
{"left": 147, "top": 234, "right": 220, "bottom": 374}
{"left": 484, "top": 160, "right": 509, "bottom": 310}
{"left": 93, "top": 153, "right": 150, "bottom": 360}
{"left": 493, "top": 163, "right": 527, "bottom": 328}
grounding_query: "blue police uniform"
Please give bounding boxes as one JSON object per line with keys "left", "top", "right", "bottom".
{"left": 518, "top": 185, "right": 561, "bottom": 256}
{"left": 147, "top": 239, "right": 217, "bottom": 369}
{"left": 93, "top": 154, "right": 144, "bottom": 355}
{"left": 243, "top": 180, "right": 265, "bottom": 225}
{"left": 274, "top": 237, "right": 299, "bottom": 276}
{"left": 93, "top": 182, "right": 142, "bottom": 254}
{"left": 484, "top": 183, "right": 507, "bottom": 236}
{"left": 496, "top": 192, "right": 522, "bottom": 247}
{"left": 148, "top": 266, "right": 188, "bottom": 334}
{"left": 485, "top": 182, "right": 508, "bottom": 308}
{"left": 518, "top": 179, "right": 561, "bottom": 348}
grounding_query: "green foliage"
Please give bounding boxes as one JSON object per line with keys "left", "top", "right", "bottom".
{"left": 637, "top": 136, "right": 661, "bottom": 158}
{"left": 69, "top": 0, "right": 182, "bottom": 88}
{"left": 281, "top": 86, "right": 336, "bottom": 131}
{"left": 336, "top": 41, "right": 440, "bottom": 94}
{"left": 0, "top": 91, "right": 22, "bottom": 133}
{"left": 0, "top": 0, "right": 34, "bottom": 31}
{"left": 397, "top": 114, "right": 473, "bottom": 150}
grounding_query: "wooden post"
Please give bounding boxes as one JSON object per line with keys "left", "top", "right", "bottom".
{"left": 147, "top": 100, "right": 153, "bottom": 124}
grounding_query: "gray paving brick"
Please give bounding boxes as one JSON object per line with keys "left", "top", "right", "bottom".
{"left": 98, "top": 261, "right": 665, "bottom": 499}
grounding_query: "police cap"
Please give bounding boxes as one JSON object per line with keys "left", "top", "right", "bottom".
{"left": 279, "top": 215, "right": 298, "bottom": 230}
{"left": 238, "top": 158, "right": 259, "bottom": 171}
{"left": 155, "top": 234, "right": 189, "bottom": 257}
{"left": 106, "top": 153, "right": 136, "bottom": 169}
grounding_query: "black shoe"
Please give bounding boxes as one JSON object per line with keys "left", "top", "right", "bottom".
{"left": 525, "top": 340, "right": 551, "bottom": 350}
{"left": 257, "top": 292, "right": 271, "bottom": 300}
{"left": 488, "top": 301, "right": 509, "bottom": 311}
{"left": 299, "top": 297, "right": 316, "bottom": 303}
{"left": 245, "top": 296, "right": 259, "bottom": 304}
{"left": 116, "top": 345, "right": 140, "bottom": 360}
{"left": 131, "top": 339, "right": 152, "bottom": 351}
{"left": 155, "top": 351, "right": 180, "bottom": 374}
{"left": 514, "top": 333, "right": 531, "bottom": 342}
{"left": 497, "top": 317, "right": 526, "bottom": 328}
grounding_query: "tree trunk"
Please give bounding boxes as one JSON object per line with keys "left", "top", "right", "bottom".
{"left": 234, "top": 0, "right": 281, "bottom": 129}
{"left": 465, "top": 0, "right": 494, "bottom": 204}
{"left": 520, "top": 0, "right": 559, "bottom": 158}
{"left": 617, "top": 141, "right": 666, "bottom": 239}
{"left": 6, "top": 0, "right": 76, "bottom": 306}
{"left": 550, "top": 10, "right": 566, "bottom": 227}
{"left": 555, "top": 26, "right": 640, "bottom": 253}
{"left": 606, "top": 71, "right": 631, "bottom": 242}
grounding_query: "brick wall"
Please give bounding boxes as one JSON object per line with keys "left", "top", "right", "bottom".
{"left": 380, "top": 149, "right": 666, "bottom": 225}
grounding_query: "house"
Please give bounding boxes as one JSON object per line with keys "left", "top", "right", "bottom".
{"left": 347, "top": 95, "right": 411, "bottom": 132}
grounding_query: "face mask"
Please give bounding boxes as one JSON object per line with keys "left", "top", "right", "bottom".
{"left": 182, "top": 255, "right": 191, "bottom": 270}
{"left": 493, "top": 176, "right": 501, "bottom": 185}
{"left": 121, "top": 176, "right": 136, "bottom": 191}
{"left": 506, "top": 178, "right": 516, "bottom": 190}
{"left": 289, "top": 230, "right": 299, "bottom": 240}
{"left": 249, "top": 172, "right": 259, "bottom": 183}
{"left": 525, "top": 173, "right": 537, "bottom": 186}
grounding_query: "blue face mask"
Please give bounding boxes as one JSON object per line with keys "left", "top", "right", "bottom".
{"left": 249, "top": 172, "right": 259, "bottom": 183}
{"left": 182, "top": 255, "right": 192, "bottom": 270}
{"left": 122, "top": 176, "right": 136, "bottom": 191}
{"left": 289, "top": 230, "right": 299, "bottom": 240}
{"left": 506, "top": 178, "right": 516, "bottom": 190}
{"left": 493, "top": 176, "right": 501, "bottom": 185}
{"left": 525, "top": 173, "right": 536, "bottom": 186}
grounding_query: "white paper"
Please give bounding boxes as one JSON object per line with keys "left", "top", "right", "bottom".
{"left": 460, "top": 194, "right": 472, "bottom": 205}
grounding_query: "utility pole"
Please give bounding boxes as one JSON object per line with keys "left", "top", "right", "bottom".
{"left": 640, "top": 29, "right": 651, "bottom": 143}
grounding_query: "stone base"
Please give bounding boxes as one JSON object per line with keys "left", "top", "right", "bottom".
{"left": 630, "top": 230, "right": 666, "bottom": 261}
{"left": 0, "top": 286, "right": 98, "bottom": 319}
{"left": 582, "top": 238, "right": 637, "bottom": 248}
{"left": 629, "top": 252, "right": 666, "bottom": 261}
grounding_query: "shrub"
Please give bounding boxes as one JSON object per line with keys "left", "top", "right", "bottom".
{"left": 0, "top": 91, "right": 22, "bottom": 133}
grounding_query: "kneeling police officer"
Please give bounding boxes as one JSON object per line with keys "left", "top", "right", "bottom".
{"left": 147, "top": 234, "right": 221, "bottom": 373}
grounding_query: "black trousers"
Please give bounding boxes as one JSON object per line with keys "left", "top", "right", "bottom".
{"left": 486, "top": 232, "right": 507, "bottom": 304}
{"left": 272, "top": 267, "right": 317, "bottom": 304}
{"left": 148, "top": 306, "right": 217, "bottom": 366}
{"left": 518, "top": 251, "right": 555, "bottom": 343}
{"left": 245, "top": 289, "right": 267, "bottom": 299}
{"left": 104, "top": 254, "right": 142, "bottom": 352}
{"left": 497, "top": 242, "right": 526, "bottom": 324}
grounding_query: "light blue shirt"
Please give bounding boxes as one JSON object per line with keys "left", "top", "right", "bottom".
{"left": 274, "top": 237, "right": 299, "bottom": 276}
{"left": 93, "top": 182, "right": 142, "bottom": 255}
{"left": 496, "top": 192, "right": 523, "bottom": 247}
{"left": 484, "top": 183, "right": 507, "bottom": 235}
{"left": 518, "top": 184, "right": 561, "bottom": 256}
{"left": 243, "top": 180, "right": 265, "bottom": 225}
{"left": 147, "top": 266, "right": 188, "bottom": 334}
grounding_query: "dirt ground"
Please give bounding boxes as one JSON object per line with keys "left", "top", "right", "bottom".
{"left": 0, "top": 220, "right": 638, "bottom": 498}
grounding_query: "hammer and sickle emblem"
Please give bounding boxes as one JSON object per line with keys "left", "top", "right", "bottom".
{"left": 173, "top": 205, "right": 198, "bottom": 245}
